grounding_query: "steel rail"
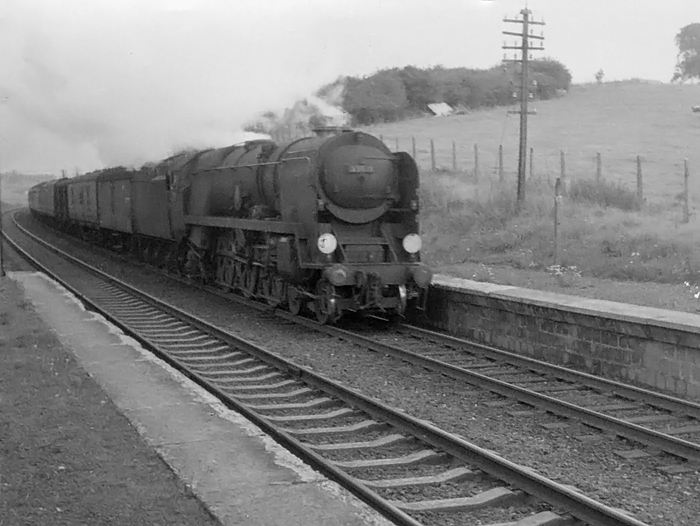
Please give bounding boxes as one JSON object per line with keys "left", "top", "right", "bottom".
{"left": 402, "top": 323, "right": 700, "bottom": 419}
{"left": 6, "top": 211, "right": 648, "bottom": 526}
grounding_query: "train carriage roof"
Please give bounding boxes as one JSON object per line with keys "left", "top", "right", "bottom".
{"left": 95, "top": 167, "right": 139, "bottom": 182}
{"left": 56, "top": 171, "right": 101, "bottom": 185}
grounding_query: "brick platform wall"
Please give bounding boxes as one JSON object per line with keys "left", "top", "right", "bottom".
{"left": 420, "top": 277, "right": 700, "bottom": 400}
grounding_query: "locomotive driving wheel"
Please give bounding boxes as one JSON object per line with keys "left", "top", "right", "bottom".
{"left": 314, "top": 278, "right": 341, "bottom": 325}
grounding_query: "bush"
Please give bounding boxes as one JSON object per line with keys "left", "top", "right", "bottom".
{"left": 530, "top": 58, "right": 572, "bottom": 99}
{"left": 338, "top": 58, "right": 572, "bottom": 125}
{"left": 342, "top": 71, "right": 409, "bottom": 125}
{"left": 568, "top": 179, "right": 639, "bottom": 211}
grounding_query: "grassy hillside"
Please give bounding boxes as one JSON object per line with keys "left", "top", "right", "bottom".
{"left": 362, "top": 81, "right": 700, "bottom": 285}
{"left": 363, "top": 81, "right": 700, "bottom": 204}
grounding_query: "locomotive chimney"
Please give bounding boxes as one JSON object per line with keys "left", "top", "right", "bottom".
{"left": 312, "top": 126, "right": 353, "bottom": 138}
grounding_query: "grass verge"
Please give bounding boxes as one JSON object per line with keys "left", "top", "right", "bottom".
{"left": 420, "top": 169, "right": 700, "bottom": 288}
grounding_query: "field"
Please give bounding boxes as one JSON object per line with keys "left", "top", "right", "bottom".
{"left": 358, "top": 81, "right": 700, "bottom": 311}
{"left": 362, "top": 81, "right": 700, "bottom": 203}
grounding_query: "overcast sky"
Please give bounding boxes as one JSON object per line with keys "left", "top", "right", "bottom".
{"left": 2, "top": 0, "right": 699, "bottom": 175}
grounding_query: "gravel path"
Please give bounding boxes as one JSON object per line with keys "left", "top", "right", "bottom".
{"left": 18, "top": 211, "right": 700, "bottom": 525}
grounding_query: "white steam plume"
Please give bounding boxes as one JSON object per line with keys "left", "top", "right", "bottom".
{"left": 0, "top": 0, "right": 341, "bottom": 175}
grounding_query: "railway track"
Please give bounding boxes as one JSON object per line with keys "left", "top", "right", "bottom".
{"left": 299, "top": 315, "right": 700, "bottom": 468}
{"left": 5, "top": 213, "right": 652, "bottom": 526}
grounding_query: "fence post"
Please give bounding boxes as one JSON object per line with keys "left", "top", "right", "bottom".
{"left": 498, "top": 144, "right": 504, "bottom": 183}
{"left": 596, "top": 152, "right": 602, "bottom": 181}
{"left": 684, "top": 158, "right": 690, "bottom": 223}
{"left": 474, "top": 143, "right": 479, "bottom": 181}
{"left": 529, "top": 147, "right": 534, "bottom": 179}
{"left": 636, "top": 155, "right": 643, "bottom": 206}
{"left": 560, "top": 150, "right": 566, "bottom": 193}
{"left": 430, "top": 139, "right": 436, "bottom": 171}
{"left": 452, "top": 141, "right": 457, "bottom": 171}
{"left": 554, "top": 178, "right": 562, "bottom": 266}
{"left": 412, "top": 136, "right": 416, "bottom": 160}
{"left": 395, "top": 137, "right": 399, "bottom": 152}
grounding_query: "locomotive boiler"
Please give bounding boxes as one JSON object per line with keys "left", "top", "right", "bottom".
{"left": 29, "top": 126, "right": 432, "bottom": 323}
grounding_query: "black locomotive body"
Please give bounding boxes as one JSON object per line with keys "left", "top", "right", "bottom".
{"left": 28, "top": 127, "right": 432, "bottom": 323}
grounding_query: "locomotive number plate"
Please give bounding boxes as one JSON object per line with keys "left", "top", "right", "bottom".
{"left": 347, "top": 164, "right": 374, "bottom": 174}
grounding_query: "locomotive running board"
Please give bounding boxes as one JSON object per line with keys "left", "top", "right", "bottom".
{"left": 184, "top": 215, "right": 302, "bottom": 236}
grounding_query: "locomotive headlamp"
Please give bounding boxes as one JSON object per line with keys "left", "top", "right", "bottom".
{"left": 317, "top": 233, "right": 338, "bottom": 254}
{"left": 402, "top": 233, "right": 422, "bottom": 254}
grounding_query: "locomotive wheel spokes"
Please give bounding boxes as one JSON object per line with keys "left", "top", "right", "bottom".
{"left": 223, "top": 259, "right": 235, "bottom": 290}
{"left": 270, "top": 276, "right": 287, "bottom": 307}
{"left": 259, "top": 271, "right": 272, "bottom": 304}
{"left": 215, "top": 257, "right": 226, "bottom": 284}
{"left": 242, "top": 264, "right": 258, "bottom": 298}
{"left": 260, "top": 272, "right": 277, "bottom": 307}
{"left": 288, "top": 286, "right": 304, "bottom": 315}
{"left": 315, "top": 278, "right": 341, "bottom": 325}
{"left": 233, "top": 260, "right": 245, "bottom": 291}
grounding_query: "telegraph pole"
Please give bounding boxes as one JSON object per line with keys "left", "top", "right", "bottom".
{"left": 0, "top": 171, "right": 5, "bottom": 278}
{"left": 503, "top": 8, "right": 545, "bottom": 209}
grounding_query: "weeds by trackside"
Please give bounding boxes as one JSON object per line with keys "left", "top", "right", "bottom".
{"left": 683, "top": 281, "right": 700, "bottom": 300}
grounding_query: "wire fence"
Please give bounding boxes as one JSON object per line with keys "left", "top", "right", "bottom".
{"left": 379, "top": 134, "right": 697, "bottom": 209}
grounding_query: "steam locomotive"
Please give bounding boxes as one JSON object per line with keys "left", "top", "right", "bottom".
{"left": 28, "top": 127, "right": 432, "bottom": 323}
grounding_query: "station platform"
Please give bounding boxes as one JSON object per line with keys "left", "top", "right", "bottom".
{"left": 9, "top": 271, "right": 390, "bottom": 526}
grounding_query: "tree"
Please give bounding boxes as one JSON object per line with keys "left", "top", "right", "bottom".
{"left": 342, "top": 71, "right": 408, "bottom": 125}
{"left": 672, "top": 23, "right": 700, "bottom": 82}
{"left": 398, "top": 66, "right": 438, "bottom": 111}
{"left": 595, "top": 69, "right": 605, "bottom": 83}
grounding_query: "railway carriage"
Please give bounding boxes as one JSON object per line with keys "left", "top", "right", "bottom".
{"left": 97, "top": 169, "right": 134, "bottom": 234}
{"left": 27, "top": 181, "right": 56, "bottom": 218}
{"left": 65, "top": 173, "right": 100, "bottom": 227}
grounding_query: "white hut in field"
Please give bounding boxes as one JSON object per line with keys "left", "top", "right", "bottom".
{"left": 427, "top": 102, "right": 453, "bottom": 117}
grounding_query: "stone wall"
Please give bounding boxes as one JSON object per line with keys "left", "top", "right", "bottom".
{"left": 421, "top": 276, "right": 700, "bottom": 400}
